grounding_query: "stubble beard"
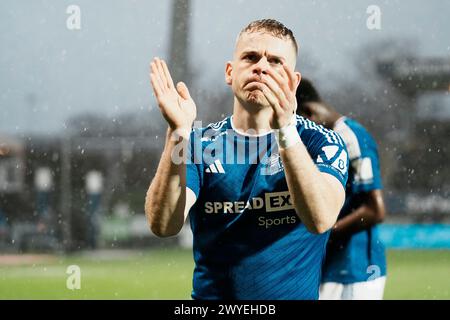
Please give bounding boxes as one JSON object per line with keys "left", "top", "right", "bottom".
{"left": 242, "top": 88, "right": 270, "bottom": 111}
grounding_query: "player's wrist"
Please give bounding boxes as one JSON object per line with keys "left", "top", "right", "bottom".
{"left": 274, "top": 114, "right": 300, "bottom": 149}
{"left": 167, "top": 126, "right": 191, "bottom": 141}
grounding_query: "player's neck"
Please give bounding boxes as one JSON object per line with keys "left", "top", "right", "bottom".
{"left": 232, "top": 100, "right": 273, "bottom": 136}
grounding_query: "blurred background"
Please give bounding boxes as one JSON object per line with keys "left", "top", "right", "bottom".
{"left": 0, "top": 0, "right": 449, "bottom": 299}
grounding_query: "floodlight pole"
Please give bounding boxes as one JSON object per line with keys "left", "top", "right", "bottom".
{"left": 169, "top": 0, "right": 191, "bottom": 84}
{"left": 60, "top": 137, "right": 72, "bottom": 251}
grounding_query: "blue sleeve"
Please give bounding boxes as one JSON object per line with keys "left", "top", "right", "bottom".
{"left": 299, "top": 125, "right": 349, "bottom": 189}
{"left": 186, "top": 129, "right": 202, "bottom": 198}
{"left": 350, "top": 135, "right": 383, "bottom": 193}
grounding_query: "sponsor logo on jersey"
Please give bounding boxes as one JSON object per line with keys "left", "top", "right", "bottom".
{"left": 204, "top": 191, "right": 293, "bottom": 214}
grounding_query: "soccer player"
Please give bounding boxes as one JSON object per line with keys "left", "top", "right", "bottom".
{"left": 145, "top": 19, "right": 349, "bottom": 299}
{"left": 296, "top": 79, "right": 387, "bottom": 300}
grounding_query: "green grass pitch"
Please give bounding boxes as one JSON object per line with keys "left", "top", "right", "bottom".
{"left": 0, "top": 249, "right": 448, "bottom": 299}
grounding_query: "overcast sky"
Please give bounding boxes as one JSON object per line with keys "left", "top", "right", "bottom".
{"left": 1, "top": 0, "right": 449, "bottom": 135}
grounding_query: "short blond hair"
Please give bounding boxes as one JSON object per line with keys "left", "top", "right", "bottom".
{"left": 238, "top": 19, "right": 298, "bottom": 55}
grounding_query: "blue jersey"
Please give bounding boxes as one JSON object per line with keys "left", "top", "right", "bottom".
{"left": 186, "top": 115, "right": 348, "bottom": 300}
{"left": 321, "top": 117, "right": 386, "bottom": 284}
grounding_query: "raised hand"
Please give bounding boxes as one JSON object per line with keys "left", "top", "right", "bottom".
{"left": 260, "top": 64, "right": 300, "bottom": 129}
{"left": 150, "top": 57, "right": 197, "bottom": 132}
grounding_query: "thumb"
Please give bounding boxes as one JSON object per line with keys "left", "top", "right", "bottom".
{"left": 176, "top": 82, "right": 191, "bottom": 100}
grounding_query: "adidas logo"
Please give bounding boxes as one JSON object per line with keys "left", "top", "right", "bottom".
{"left": 205, "top": 159, "right": 225, "bottom": 174}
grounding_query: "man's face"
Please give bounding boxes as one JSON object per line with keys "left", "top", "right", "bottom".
{"left": 225, "top": 31, "right": 300, "bottom": 109}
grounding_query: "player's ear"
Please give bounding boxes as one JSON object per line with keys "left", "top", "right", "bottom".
{"left": 294, "top": 71, "right": 302, "bottom": 90}
{"left": 225, "top": 61, "right": 233, "bottom": 86}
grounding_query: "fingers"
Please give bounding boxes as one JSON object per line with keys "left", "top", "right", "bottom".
{"left": 150, "top": 67, "right": 163, "bottom": 99}
{"left": 265, "top": 67, "right": 291, "bottom": 98}
{"left": 150, "top": 59, "right": 165, "bottom": 97}
{"left": 264, "top": 66, "right": 297, "bottom": 108}
{"left": 150, "top": 57, "right": 174, "bottom": 94}
{"left": 262, "top": 73, "right": 289, "bottom": 109}
{"left": 259, "top": 83, "right": 284, "bottom": 116}
{"left": 176, "top": 82, "right": 191, "bottom": 100}
{"left": 159, "top": 59, "right": 175, "bottom": 90}
{"left": 282, "top": 64, "right": 297, "bottom": 91}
